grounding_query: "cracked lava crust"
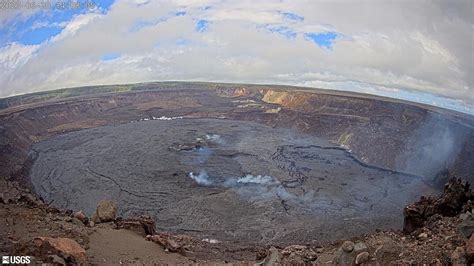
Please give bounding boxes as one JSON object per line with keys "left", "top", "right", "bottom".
{"left": 29, "top": 118, "right": 436, "bottom": 245}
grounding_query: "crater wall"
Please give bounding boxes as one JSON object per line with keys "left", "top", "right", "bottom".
{"left": 0, "top": 83, "right": 473, "bottom": 188}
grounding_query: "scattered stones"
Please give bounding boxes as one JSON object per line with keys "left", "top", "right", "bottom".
{"left": 355, "top": 251, "right": 369, "bottom": 264}
{"left": 146, "top": 233, "right": 193, "bottom": 253}
{"left": 91, "top": 200, "right": 116, "bottom": 223}
{"left": 341, "top": 241, "right": 355, "bottom": 253}
{"left": 281, "top": 245, "right": 317, "bottom": 262}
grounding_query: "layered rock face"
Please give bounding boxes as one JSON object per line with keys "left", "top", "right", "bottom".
{"left": 0, "top": 82, "right": 473, "bottom": 186}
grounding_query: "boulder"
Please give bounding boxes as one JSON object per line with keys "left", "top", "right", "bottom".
{"left": 334, "top": 241, "right": 357, "bottom": 266}
{"left": 341, "top": 241, "right": 355, "bottom": 253}
{"left": 33, "top": 237, "right": 86, "bottom": 263}
{"left": 458, "top": 213, "right": 474, "bottom": 238}
{"left": 255, "top": 247, "right": 282, "bottom": 266}
{"left": 91, "top": 200, "right": 116, "bottom": 223}
{"left": 73, "top": 210, "right": 87, "bottom": 223}
{"left": 353, "top": 242, "right": 368, "bottom": 254}
{"left": 355, "top": 251, "right": 370, "bottom": 265}
{"left": 373, "top": 238, "right": 401, "bottom": 261}
{"left": 334, "top": 248, "right": 356, "bottom": 266}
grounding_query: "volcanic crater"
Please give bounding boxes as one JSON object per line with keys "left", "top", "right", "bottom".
{"left": 1, "top": 82, "right": 473, "bottom": 246}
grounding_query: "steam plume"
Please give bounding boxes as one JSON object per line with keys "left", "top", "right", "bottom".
{"left": 188, "top": 171, "right": 212, "bottom": 186}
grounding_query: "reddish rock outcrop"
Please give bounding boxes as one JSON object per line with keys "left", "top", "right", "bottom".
{"left": 114, "top": 215, "right": 156, "bottom": 236}
{"left": 403, "top": 178, "right": 472, "bottom": 233}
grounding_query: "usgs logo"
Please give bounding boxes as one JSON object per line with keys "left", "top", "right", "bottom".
{"left": 2, "top": 256, "right": 31, "bottom": 264}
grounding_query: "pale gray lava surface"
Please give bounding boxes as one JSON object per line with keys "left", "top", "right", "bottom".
{"left": 29, "top": 118, "right": 436, "bottom": 244}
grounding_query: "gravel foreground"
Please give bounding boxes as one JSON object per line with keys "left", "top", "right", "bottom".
{"left": 1, "top": 175, "right": 474, "bottom": 265}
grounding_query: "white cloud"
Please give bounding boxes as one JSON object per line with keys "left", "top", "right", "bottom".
{"left": 0, "top": 0, "right": 472, "bottom": 113}
{"left": 0, "top": 43, "right": 39, "bottom": 70}
{"left": 50, "top": 12, "right": 104, "bottom": 43}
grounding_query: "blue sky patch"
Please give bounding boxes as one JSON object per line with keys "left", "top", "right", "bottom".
{"left": 0, "top": 0, "right": 115, "bottom": 47}
{"left": 281, "top": 12, "right": 304, "bottom": 22}
{"left": 16, "top": 25, "right": 62, "bottom": 45}
{"left": 260, "top": 24, "right": 297, "bottom": 39}
{"left": 175, "top": 38, "right": 191, "bottom": 46}
{"left": 130, "top": 10, "right": 186, "bottom": 32}
{"left": 100, "top": 52, "right": 121, "bottom": 61}
{"left": 305, "top": 32, "right": 338, "bottom": 48}
{"left": 195, "top": 20, "right": 209, "bottom": 32}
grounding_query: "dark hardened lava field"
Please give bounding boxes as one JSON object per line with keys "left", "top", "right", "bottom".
{"left": 29, "top": 118, "right": 435, "bottom": 244}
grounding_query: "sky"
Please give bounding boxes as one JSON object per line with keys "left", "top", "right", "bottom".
{"left": 0, "top": 0, "right": 473, "bottom": 114}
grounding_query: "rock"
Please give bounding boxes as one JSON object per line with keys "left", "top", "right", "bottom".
{"left": 73, "top": 210, "right": 87, "bottom": 223}
{"left": 146, "top": 233, "right": 193, "bottom": 254}
{"left": 451, "top": 246, "right": 467, "bottom": 265}
{"left": 334, "top": 248, "right": 356, "bottom": 266}
{"left": 33, "top": 237, "right": 86, "bottom": 263}
{"left": 355, "top": 251, "right": 370, "bottom": 264}
{"left": 404, "top": 178, "right": 471, "bottom": 233}
{"left": 48, "top": 254, "right": 66, "bottom": 265}
{"left": 256, "top": 247, "right": 281, "bottom": 266}
{"left": 466, "top": 235, "right": 474, "bottom": 260}
{"left": 458, "top": 215, "right": 474, "bottom": 238}
{"left": 71, "top": 218, "right": 84, "bottom": 227}
{"left": 418, "top": 232, "right": 428, "bottom": 241}
{"left": 0, "top": 186, "right": 21, "bottom": 204}
{"left": 341, "top": 241, "right": 355, "bottom": 253}
{"left": 460, "top": 212, "right": 470, "bottom": 221}
{"left": 373, "top": 238, "right": 401, "bottom": 260}
{"left": 256, "top": 248, "right": 269, "bottom": 261}
{"left": 281, "top": 245, "right": 317, "bottom": 262}
{"left": 91, "top": 200, "right": 116, "bottom": 223}
{"left": 114, "top": 215, "right": 156, "bottom": 236}
{"left": 353, "top": 242, "right": 368, "bottom": 253}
